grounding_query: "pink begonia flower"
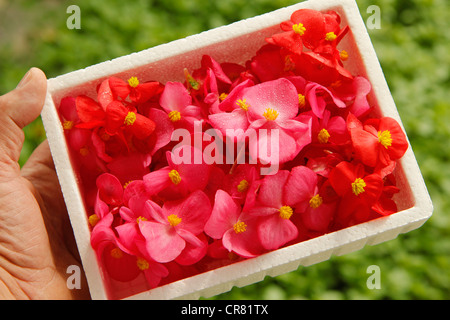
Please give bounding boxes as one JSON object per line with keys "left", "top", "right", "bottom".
{"left": 138, "top": 190, "right": 211, "bottom": 263}
{"left": 244, "top": 78, "right": 312, "bottom": 164}
{"left": 96, "top": 173, "right": 124, "bottom": 207}
{"left": 143, "top": 145, "right": 211, "bottom": 200}
{"left": 305, "top": 81, "right": 346, "bottom": 119}
{"left": 114, "top": 223, "right": 169, "bottom": 288}
{"left": 204, "top": 190, "right": 264, "bottom": 258}
{"left": 159, "top": 81, "right": 203, "bottom": 132}
{"left": 284, "top": 166, "right": 336, "bottom": 232}
{"left": 330, "top": 76, "right": 372, "bottom": 118}
{"left": 248, "top": 170, "right": 299, "bottom": 250}
{"left": 114, "top": 197, "right": 171, "bottom": 287}
{"left": 207, "top": 79, "right": 255, "bottom": 141}
{"left": 90, "top": 213, "right": 142, "bottom": 283}
{"left": 203, "top": 68, "right": 222, "bottom": 114}
{"left": 220, "top": 164, "right": 259, "bottom": 206}
{"left": 191, "top": 55, "right": 232, "bottom": 107}
{"left": 175, "top": 232, "right": 209, "bottom": 266}
{"left": 299, "top": 110, "right": 349, "bottom": 145}
{"left": 146, "top": 107, "right": 174, "bottom": 155}
{"left": 195, "top": 55, "right": 232, "bottom": 89}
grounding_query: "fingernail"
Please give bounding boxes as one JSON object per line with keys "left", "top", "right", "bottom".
{"left": 16, "top": 68, "right": 34, "bottom": 89}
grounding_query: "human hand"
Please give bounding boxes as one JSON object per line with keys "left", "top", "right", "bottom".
{"left": 0, "top": 68, "right": 90, "bottom": 299}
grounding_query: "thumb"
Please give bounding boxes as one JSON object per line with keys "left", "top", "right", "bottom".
{"left": 0, "top": 68, "right": 47, "bottom": 175}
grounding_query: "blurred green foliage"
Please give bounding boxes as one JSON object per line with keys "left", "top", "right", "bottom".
{"left": 0, "top": 0, "right": 448, "bottom": 299}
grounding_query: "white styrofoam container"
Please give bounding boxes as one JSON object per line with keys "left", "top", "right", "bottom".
{"left": 41, "top": 0, "right": 433, "bottom": 300}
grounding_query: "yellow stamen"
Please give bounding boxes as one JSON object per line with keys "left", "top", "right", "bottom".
{"left": 237, "top": 179, "right": 249, "bottom": 193}
{"left": 124, "top": 112, "right": 137, "bottom": 126}
{"left": 330, "top": 80, "right": 342, "bottom": 89}
{"left": 100, "top": 131, "right": 111, "bottom": 141}
{"left": 233, "top": 220, "right": 247, "bottom": 234}
{"left": 62, "top": 120, "right": 74, "bottom": 130}
{"left": 136, "top": 216, "right": 147, "bottom": 224}
{"left": 279, "top": 205, "right": 293, "bottom": 219}
{"left": 123, "top": 181, "right": 132, "bottom": 189}
{"left": 167, "top": 214, "right": 182, "bottom": 227}
{"left": 128, "top": 76, "right": 139, "bottom": 88}
{"left": 110, "top": 247, "right": 123, "bottom": 259}
{"left": 325, "top": 32, "right": 337, "bottom": 41}
{"left": 236, "top": 99, "right": 250, "bottom": 111}
{"left": 184, "top": 68, "right": 200, "bottom": 90}
{"left": 219, "top": 93, "right": 228, "bottom": 101}
{"left": 263, "top": 108, "right": 279, "bottom": 121}
{"left": 298, "top": 94, "right": 306, "bottom": 108}
{"left": 136, "top": 257, "right": 149, "bottom": 270}
{"left": 378, "top": 130, "right": 393, "bottom": 149}
{"left": 168, "top": 110, "right": 181, "bottom": 122}
{"left": 88, "top": 214, "right": 100, "bottom": 227}
{"left": 318, "top": 128, "right": 331, "bottom": 144}
{"left": 284, "top": 55, "right": 295, "bottom": 72}
{"left": 168, "top": 169, "right": 181, "bottom": 185}
{"left": 292, "top": 23, "right": 306, "bottom": 36}
{"left": 309, "top": 194, "right": 323, "bottom": 209}
{"left": 340, "top": 50, "right": 349, "bottom": 61}
{"left": 79, "top": 147, "right": 89, "bottom": 156}
{"left": 352, "top": 178, "right": 366, "bottom": 196}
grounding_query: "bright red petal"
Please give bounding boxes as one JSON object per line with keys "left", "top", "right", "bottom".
{"left": 291, "top": 9, "right": 326, "bottom": 49}
{"left": 76, "top": 95, "right": 105, "bottom": 123}
{"left": 109, "top": 76, "right": 130, "bottom": 100}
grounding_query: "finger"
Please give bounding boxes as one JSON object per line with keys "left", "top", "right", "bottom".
{"left": 21, "top": 140, "right": 67, "bottom": 216}
{"left": 0, "top": 68, "right": 47, "bottom": 170}
{"left": 21, "top": 141, "right": 80, "bottom": 256}
{"left": 2, "top": 68, "right": 47, "bottom": 128}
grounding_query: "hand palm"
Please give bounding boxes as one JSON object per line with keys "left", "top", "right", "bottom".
{"left": 0, "top": 69, "right": 89, "bottom": 299}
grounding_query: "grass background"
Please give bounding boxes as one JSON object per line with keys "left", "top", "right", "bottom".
{"left": 0, "top": 0, "right": 448, "bottom": 299}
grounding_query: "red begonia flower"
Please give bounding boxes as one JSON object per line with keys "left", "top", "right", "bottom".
{"left": 143, "top": 145, "right": 211, "bottom": 200}
{"left": 347, "top": 113, "right": 408, "bottom": 171}
{"left": 304, "top": 82, "right": 346, "bottom": 119}
{"left": 266, "top": 9, "right": 328, "bottom": 55}
{"left": 159, "top": 81, "right": 202, "bottom": 132}
{"left": 109, "top": 76, "right": 163, "bottom": 103}
{"left": 90, "top": 213, "right": 142, "bottom": 283}
{"left": 329, "top": 161, "right": 384, "bottom": 224}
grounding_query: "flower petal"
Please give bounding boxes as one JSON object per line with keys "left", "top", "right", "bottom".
{"left": 245, "top": 78, "right": 299, "bottom": 121}
{"left": 257, "top": 215, "right": 298, "bottom": 250}
{"left": 96, "top": 173, "right": 123, "bottom": 206}
{"left": 256, "top": 170, "right": 290, "bottom": 209}
{"left": 160, "top": 81, "right": 191, "bottom": 113}
{"left": 139, "top": 220, "right": 185, "bottom": 263}
{"left": 163, "top": 190, "right": 212, "bottom": 235}
{"left": 204, "top": 189, "right": 241, "bottom": 239}
{"left": 222, "top": 217, "right": 264, "bottom": 258}
{"left": 284, "top": 166, "right": 318, "bottom": 206}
